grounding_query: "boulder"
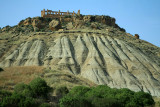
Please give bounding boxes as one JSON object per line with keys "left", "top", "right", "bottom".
{"left": 134, "top": 34, "right": 139, "bottom": 39}
{"left": 74, "top": 19, "right": 84, "bottom": 28}
{"left": 32, "top": 19, "right": 45, "bottom": 29}
{"left": 49, "top": 20, "right": 61, "bottom": 31}
{"left": 18, "top": 20, "right": 25, "bottom": 26}
{"left": 66, "top": 22, "right": 74, "bottom": 30}
{"left": 91, "top": 22, "right": 99, "bottom": 29}
{"left": 23, "top": 18, "right": 32, "bottom": 25}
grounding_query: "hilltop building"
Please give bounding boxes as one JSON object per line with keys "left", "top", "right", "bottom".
{"left": 41, "top": 9, "right": 80, "bottom": 18}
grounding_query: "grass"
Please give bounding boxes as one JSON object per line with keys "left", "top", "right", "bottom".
{"left": 153, "top": 97, "right": 160, "bottom": 107}
{"left": 0, "top": 66, "right": 44, "bottom": 91}
{"left": 0, "top": 66, "right": 96, "bottom": 92}
{"left": 43, "top": 69, "right": 96, "bottom": 92}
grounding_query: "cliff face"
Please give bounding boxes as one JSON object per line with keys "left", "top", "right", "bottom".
{"left": 0, "top": 30, "right": 160, "bottom": 96}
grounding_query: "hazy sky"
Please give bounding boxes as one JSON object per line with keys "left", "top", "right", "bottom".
{"left": 0, "top": 0, "right": 160, "bottom": 47}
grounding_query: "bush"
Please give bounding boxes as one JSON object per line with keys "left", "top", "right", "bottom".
{"left": 59, "top": 85, "right": 155, "bottom": 107}
{"left": 1, "top": 93, "right": 35, "bottom": 107}
{"left": 39, "top": 103, "right": 50, "bottom": 107}
{"left": 60, "top": 96, "right": 92, "bottom": 107}
{"left": 64, "top": 15, "right": 72, "bottom": 18}
{"left": 0, "top": 77, "right": 52, "bottom": 107}
{"left": 0, "top": 67, "right": 3, "bottom": 72}
{"left": 68, "top": 86, "right": 90, "bottom": 97}
{"left": 91, "top": 97, "right": 122, "bottom": 107}
{"left": 45, "top": 18, "right": 52, "bottom": 22}
{"left": 133, "top": 91, "right": 155, "bottom": 106}
{"left": 55, "top": 86, "right": 69, "bottom": 96}
{"left": 29, "top": 77, "right": 51, "bottom": 98}
{"left": 0, "top": 90, "right": 12, "bottom": 100}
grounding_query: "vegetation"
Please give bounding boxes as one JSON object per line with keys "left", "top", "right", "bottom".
{"left": 0, "top": 66, "right": 44, "bottom": 91}
{"left": 0, "top": 77, "right": 52, "bottom": 107}
{"left": 59, "top": 85, "right": 155, "bottom": 107}
{"left": 64, "top": 15, "right": 72, "bottom": 18}
{"left": 0, "top": 68, "right": 3, "bottom": 72}
{"left": 54, "top": 86, "right": 69, "bottom": 96}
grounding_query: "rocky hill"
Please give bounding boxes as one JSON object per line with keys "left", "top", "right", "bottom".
{"left": 0, "top": 15, "right": 160, "bottom": 97}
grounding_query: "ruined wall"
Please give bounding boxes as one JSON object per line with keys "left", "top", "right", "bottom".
{"left": 41, "top": 9, "right": 80, "bottom": 18}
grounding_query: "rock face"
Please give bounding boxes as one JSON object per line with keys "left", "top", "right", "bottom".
{"left": 49, "top": 20, "right": 61, "bottom": 31}
{"left": 0, "top": 33, "right": 160, "bottom": 96}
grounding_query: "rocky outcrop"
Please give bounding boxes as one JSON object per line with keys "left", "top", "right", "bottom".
{"left": 1, "top": 25, "right": 11, "bottom": 32}
{"left": 134, "top": 34, "right": 140, "bottom": 39}
{"left": 0, "top": 33, "right": 160, "bottom": 96}
{"left": 49, "top": 20, "right": 61, "bottom": 31}
{"left": 94, "top": 16, "right": 116, "bottom": 26}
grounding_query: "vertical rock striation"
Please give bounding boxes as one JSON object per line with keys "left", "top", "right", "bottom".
{"left": 0, "top": 33, "right": 160, "bottom": 96}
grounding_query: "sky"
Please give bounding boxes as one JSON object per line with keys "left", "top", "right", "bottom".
{"left": 0, "top": 0, "right": 160, "bottom": 47}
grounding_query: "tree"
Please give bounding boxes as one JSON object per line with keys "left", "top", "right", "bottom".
{"left": 29, "top": 77, "right": 51, "bottom": 98}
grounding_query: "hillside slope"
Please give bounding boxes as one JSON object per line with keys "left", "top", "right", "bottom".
{"left": 0, "top": 29, "right": 160, "bottom": 96}
{"left": 0, "top": 15, "right": 160, "bottom": 96}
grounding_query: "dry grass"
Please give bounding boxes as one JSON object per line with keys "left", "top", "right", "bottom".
{"left": 153, "top": 97, "right": 160, "bottom": 107}
{"left": 0, "top": 66, "right": 44, "bottom": 91}
{"left": 0, "top": 66, "right": 96, "bottom": 93}
{"left": 43, "top": 69, "right": 96, "bottom": 94}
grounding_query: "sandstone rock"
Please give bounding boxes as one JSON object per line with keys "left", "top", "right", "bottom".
{"left": 49, "top": 20, "right": 61, "bottom": 31}
{"left": 66, "top": 22, "right": 74, "bottom": 30}
{"left": 63, "top": 18, "right": 72, "bottom": 22}
{"left": 58, "top": 29, "right": 64, "bottom": 31}
{"left": 18, "top": 20, "right": 25, "bottom": 26}
{"left": 74, "top": 19, "right": 84, "bottom": 28}
{"left": 95, "top": 16, "right": 115, "bottom": 26}
{"left": 91, "top": 22, "right": 99, "bottom": 29}
{"left": 23, "top": 18, "right": 32, "bottom": 25}
{"left": 134, "top": 34, "right": 139, "bottom": 39}
{"left": 32, "top": 19, "right": 46, "bottom": 29}
{"left": 1, "top": 25, "right": 11, "bottom": 32}
{"left": 33, "top": 27, "right": 39, "bottom": 32}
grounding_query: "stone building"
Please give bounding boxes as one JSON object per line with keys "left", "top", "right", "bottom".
{"left": 41, "top": 9, "right": 80, "bottom": 18}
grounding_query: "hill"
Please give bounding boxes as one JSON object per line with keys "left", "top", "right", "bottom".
{"left": 0, "top": 13, "right": 160, "bottom": 98}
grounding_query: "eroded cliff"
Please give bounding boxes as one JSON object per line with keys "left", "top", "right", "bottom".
{"left": 0, "top": 30, "right": 160, "bottom": 96}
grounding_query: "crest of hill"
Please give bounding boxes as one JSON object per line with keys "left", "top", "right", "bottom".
{"left": 0, "top": 14, "right": 125, "bottom": 33}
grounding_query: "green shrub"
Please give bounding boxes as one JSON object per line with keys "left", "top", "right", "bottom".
{"left": 133, "top": 91, "right": 155, "bottom": 106}
{"left": 29, "top": 77, "right": 51, "bottom": 98}
{"left": 91, "top": 97, "right": 122, "bottom": 107}
{"left": 1, "top": 93, "right": 35, "bottom": 107}
{"left": 0, "top": 67, "right": 4, "bottom": 72}
{"left": 39, "top": 103, "right": 50, "bottom": 107}
{"left": 0, "top": 90, "right": 12, "bottom": 100}
{"left": 0, "top": 77, "right": 52, "bottom": 107}
{"left": 59, "top": 85, "right": 155, "bottom": 107}
{"left": 68, "top": 86, "right": 90, "bottom": 97}
{"left": 45, "top": 18, "right": 52, "bottom": 22}
{"left": 14, "top": 83, "right": 29, "bottom": 93}
{"left": 64, "top": 15, "right": 72, "bottom": 18}
{"left": 60, "top": 96, "right": 92, "bottom": 107}
{"left": 55, "top": 86, "right": 69, "bottom": 96}
{"left": 14, "top": 83, "right": 33, "bottom": 97}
